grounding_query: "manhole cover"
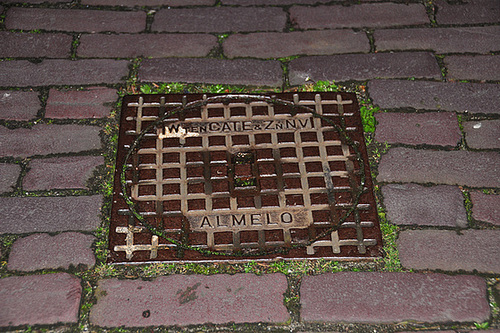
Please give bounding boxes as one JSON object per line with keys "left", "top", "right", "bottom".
{"left": 108, "top": 93, "right": 383, "bottom": 263}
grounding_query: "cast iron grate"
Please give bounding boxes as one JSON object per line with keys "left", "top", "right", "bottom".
{"left": 108, "top": 93, "right": 383, "bottom": 263}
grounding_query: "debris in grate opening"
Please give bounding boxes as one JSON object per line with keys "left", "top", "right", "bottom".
{"left": 108, "top": 92, "right": 383, "bottom": 263}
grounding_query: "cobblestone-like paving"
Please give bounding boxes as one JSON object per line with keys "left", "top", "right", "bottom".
{"left": 0, "top": 0, "right": 499, "bottom": 331}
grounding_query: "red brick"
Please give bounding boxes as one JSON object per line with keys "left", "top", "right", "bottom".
{"left": 0, "top": 163, "right": 20, "bottom": 193}
{"left": 471, "top": 192, "right": 500, "bottom": 226}
{"left": 398, "top": 230, "right": 500, "bottom": 274}
{"left": 377, "top": 148, "right": 500, "bottom": 188}
{"left": 223, "top": 30, "right": 369, "bottom": 59}
{"left": 0, "top": 273, "right": 82, "bottom": 327}
{"left": 23, "top": 155, "right": 104, "bottom": 191}
{"left": 375, "top": 26, "right": 500, "bottom": 54}
{"left": 90, "top": 274, "right": 289, "bottom": 327}
{"left": 5, "top": 8, "right": 146, "bottom": 33}
{"left": 139, "top": 58, "right": 283, "bottom": 86}
{"left": 0, "top": 59, "right": 130, "bottom": 87}
{"left": 435, "top": 0, "right": 500, "bottom": 25}
{"left": 0, "top": 32, "right": 72, "bottom": 58}
{"left": 368, "top": 80, "right": 500, "bottom": 115}
{"left": 289, "top": 52, "right": 440, "bottom": 85}
{"left": 82, "top": 0, "right": 215, "bottom": 5}
{"left": 300, "top": 272, "right": 489, "bottom": 323}
{"left": 78, "top": 33, "right": 217, "bottom": 58}
{"left": 0, "top": 124, "right": 101, "bottom": 158}
{"left": 0, "top": 195, "right": 102, "bottom": 234}
{"left": 0, "top": 90, "right": 40, "bottom": 121}
{"left": 290, "top": 3, "right": 429, "bottom": 29}
{"left": 375, "top": 112, "right": 461, "bottom": 147}
{"left": 45, "top": 87, "right": 117, "bottom": 119}
{"left": 382, "top": 184, "right": 467, "bottom": 228}
{"left": 463, "top": 120, "right": 500, "bottom": 149}
{"left": 8, "top": 232, "right": 95, "bottom": 271}
{"left": 152, "top": 7, "right": 286, "bottom": 33}
{"left": 445, "top": 55, "right": 500, "bottom": 81}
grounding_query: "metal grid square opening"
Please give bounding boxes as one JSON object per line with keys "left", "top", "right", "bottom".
{"left": 108, "top": 92, "right": 383, "bottom": 263}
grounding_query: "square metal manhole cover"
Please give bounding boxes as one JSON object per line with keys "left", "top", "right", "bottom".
{"left": 108, "top": 93, "right": 383, "bottom": 263}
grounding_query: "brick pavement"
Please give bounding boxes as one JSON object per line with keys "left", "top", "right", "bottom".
{"left": 0, "top": 0, "right": 499, "bottom": 332}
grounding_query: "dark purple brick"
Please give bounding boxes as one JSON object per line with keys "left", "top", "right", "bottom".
{"left": 382, "top": 184, "right": 467, "bottom": 228}
{"left": 0, "top": 124, "right": 101, "bottom": 158}
{"left": 152, "top": 7, "right": 286, "bottom": 33}
{"left": 23, "top": 155, "right": 104, "bottom": 191}
{"left": 0, "top": 195, "right": 102, "bottom": 234}
{"left": 78, "top": 33, "right": 217, "bottom": 58}
{"left": 1, "top": 0, "right": 70, "bottom": 3}
{"left": 8, "top": 232, "right": 95, "bottom": 271}
{"left": 289, "top": 52, "right": 440, "bottom": 85}
{"left": 82, "top": 0, "right": 215, "bottom": 5}
{"left": 0, "top": 32, "right": 72, "bottom": 58}
{"left": 0, "top": 273, "right": 82, "bottom": 327}
{"left": 375, "top": 112, "right": 461, "bottom": 147}
{"left": 368, "top": 80, "right": 500, "bottom": 115}
{"left": 378, "top": 148, "right": 500, "bottom": 187}
{"left": 223, "top": 0, "right": 332, "bottom": 5}
{"left": 224, "top": 30, "right": 369, "bottom": 59}
{"left": 90, "top": 274, "right": 289, "bottom": 327}
{"left": 435, "top": 0, "right": 500, "bottom": 25}
{"left": 0, "top": 163, "right": 20, "bottom": 193}
{"left": 290, "top": 3, "right": 428, "bottom": 29}
{"left": 398, "top": 230, "right": 500, "bottom": 273}
{"left": 471, "top": 192, "right": 500, "bottom": 226}
{"left": 300, "top": 272, "right": 489, "bottom": 323}
{"left": 375, "top": 26, "right": 500, "bottom": 54}
{"left": 139, "top": 58, "right": 283, "bottom": 87}
{"left": 0, "top": 59, "right": 130, "bottom": 87}
{"left": 0, "top": 90, "right": 40, "bottom": 121}
{"left": 445, "top": 55, "right": 500, "bottom": 81}
{"left": 5, "top": 8, "right": 146, "bottom": 33}
{"left": 463, "top": 120, "right": 500, "bottom": 149}
{"left": 45, "top": 87, "right": 117, "bottom": 119}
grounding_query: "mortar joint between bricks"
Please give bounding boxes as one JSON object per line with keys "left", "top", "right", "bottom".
{"left": 145, "top": 9, "right": 156, "bottom": 33}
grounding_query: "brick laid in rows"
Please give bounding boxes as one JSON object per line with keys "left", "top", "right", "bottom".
{"left": 223, "top": 0, "right": 333, "bottom": 5}
{"left": 0, "top": 59, "right": 129, "bottom": 87}
{"left": 377, "top": 148, "right": 500, "bottom": 188}
{"left": 375, "top": 112, "right": 461, "bottom": 147}
{"left": 5, "top": 8, "right": 146, "bottom": 33}
{"left": 223, "top": 30, "right": 369, "bottom": 59}
{"left": 90, "top": 274, "right": 289, "bottom": 327}
{"left": 289, "top": 52, "right": 440, "bottom": 85}
{"left": 0, "top": 90, "right": 40, "bottom": 121}
{"left": 398, "top": 230, "right": 500, "bottom": 273}
{"left": 139, "top": 58, "right": 283, "bottom": 87}
{"left": 0, "top": 195, "right": 102, "bottom": 234}
{"left": 0, "top": 273, "right": 81, "bottom": 327}
{"left": 8, "top": 232, "right": 95, "bottom": 271}
{"left": 382, "top": 184, "right": 467, "bottom": 228}
{"left": 82, "top": 0, "right": 215, "bottom": 5}
{"left": 78, "top": 33, "right": 217, "bottom": 58}
{"left": 290, "top": 3, "right": 428, "bottom": 29}
{"left": 374, "top": 26, "right": 500, "bottom": 54}
{"left": 45, "top": 87, "right": 117, "bottom": 119}
{"left": 0, "top": 32, "right": 72, "bottom": 58}
{"left": 471, "top": 192, "right": 500, "bottom": 226}
{"left": 152, "top": 7, "right": 286, "bottom": 33}
{"left": 435, "top": 0, "right": 500, "bottom": 25}
{"left": 0, "top": 163, "right": 20, "bottom": 193}
{"left": 300, "top": 272, "right": 489, "bottom": 323}
{"left": 1, "top": 0, "right": 69, "bottom": 3}
{"left": 368, "top": 80, "right": 500, "bottom": 114}
{"left": 463, "top": 120, "right": 500, "bottom": 149}
{"left": 23, "top": 155, "right": 104, "bottom": 191}
{"left": 0, "top": 124, "right": 101, "bottom": 158}
{"left": 445, "top": 55, "right": 500, "bottom": 81}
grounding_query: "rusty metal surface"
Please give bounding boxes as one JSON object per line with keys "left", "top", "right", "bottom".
{"left": 108, "top": 93, "right": 383, "bottom": 263}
